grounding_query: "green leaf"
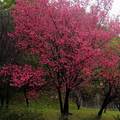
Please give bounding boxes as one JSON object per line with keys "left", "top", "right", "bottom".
{"left": 0, "top": 0, "right": 15, "bottom": 9}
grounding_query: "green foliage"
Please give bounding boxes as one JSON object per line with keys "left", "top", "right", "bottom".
{"left": 0, "top": 9, "right": 14, "bottom": 32}
{"left": 0, "top": 0, "right": 15, "bottom": 33}
{"left": 16, "top": 53, "right": 39, "bottom": 68}
{"left": 0, "top": 0, "right": 15, "bottom": 9}
{"left": 107, "top": 37, "right": 120, "bottom": 54}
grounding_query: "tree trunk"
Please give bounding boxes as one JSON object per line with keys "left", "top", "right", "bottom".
{"left": 6, "top": 80, "right": 10, "bottom": 108}
{"left": 63, "top": 88, "right": 70, "bottom": 115}
{"left": 75, "top": 97, "right": 81, "bottom": 110}
{"left": 77, "top": 103, "right": 80, "bottom": 110}
{"left": 77, "top": 99, "right": 81, "bottom": 110}
{"left": 57, "top": 87, "right": 64, "bottom": 114}
{"left": 98, "top": 87, "right": 112, "bottom": 117}
{"left": 98, "top": 96, "right": 110, "bottom": 116}
{"left": 24, "top": 87, "right": 29, "bottom": 107}
{"left": 104, "top": 106, "right": 107, "bottom": 113}
{"left": 0, "top": 96, "right": 4, "bottom": 108}
{"left": 0, "top": 89, "right": 5, "bottom": 108}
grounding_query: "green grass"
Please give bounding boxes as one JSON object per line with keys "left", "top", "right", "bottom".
{"left": 42, "top": 108, "right": 120, "bottom": 120}
{"left": 0, "top": 95, "right": 120, "bottom": 120}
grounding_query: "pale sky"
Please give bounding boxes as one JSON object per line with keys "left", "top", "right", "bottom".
{"left": 110, "top": 0, "right": 120, "bottom": 17}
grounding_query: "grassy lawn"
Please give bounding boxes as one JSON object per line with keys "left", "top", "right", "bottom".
{"left": 0, "top": 95, "right": 119, "bottom": 120}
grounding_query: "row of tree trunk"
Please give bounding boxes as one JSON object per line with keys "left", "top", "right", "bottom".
{"left": 57, "top": 85, "right": 120, "bottom": 117}
{"left": 0, "top": 82, "right": 29, "bottom": 108}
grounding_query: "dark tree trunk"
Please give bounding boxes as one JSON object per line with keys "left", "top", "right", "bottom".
{"left": 75, "top": 97, "right": 81, "bottom": 110}
{"left": 76, "top": 102, "right": 80, "bottom": 110}
{"left": 98, "top": 87, "right": 112, "bottom": 117}
{"left": 63, "top": 88, "right": 70, "bottom": 115}
{"left": 98, "top": 97, "right": 110, "bottom": 116}
{"left": 57, "top": 87, "right": 64, "bottom": 114}
{"left": 6, "top": 80, "right": 10, "bottom": 108}
{"left": 0, "top": 84, "right": 5, "bottom": 108}
{"left": 0, "top": 96, "right": 4, "bottom": 108}
{"left": 24, "top": 87, "right": 29, "bottom": 107}
{"left": 104, "top": 106, "right": 107, "bottom": 113}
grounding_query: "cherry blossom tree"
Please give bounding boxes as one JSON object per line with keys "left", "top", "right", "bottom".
{"left": 0, "top": 64, "right": 45, "bottom": 107}
{"left": 96, "top": 38, "right": 120, "bottom": 116}
{"left": 0, "top": 0, "right": 45, "bottom": 107}
{"left": 10, "top": 0, "right": 120, "bottom": 116}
